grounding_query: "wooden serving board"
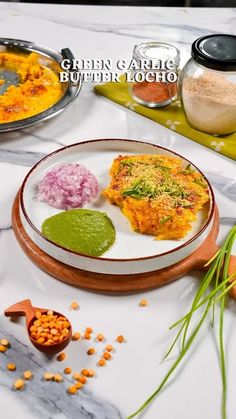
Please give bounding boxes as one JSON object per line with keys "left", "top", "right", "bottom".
{"left": 12, "top": 193, "right": 236, "bottom": 296}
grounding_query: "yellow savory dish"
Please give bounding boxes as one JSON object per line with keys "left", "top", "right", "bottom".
{"left": 0, "top": 52, "right": 63, "bottom": 123}
{"left": 103, "top": 154, "right": 210, "bottom": 240}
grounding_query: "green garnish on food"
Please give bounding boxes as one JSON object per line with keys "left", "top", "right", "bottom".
{"left": 160, "top": 215, "right": 173, "bottom": 224}
{"left": 154, "top": 164, "right": 171, "bottom": 171}
{"left": 120, "top": 159, "right": 135, "bottom": 166}
{"left": 122, "top": 180, "right": 156, "bottom": 199}
{"left": 122, "top": 177, "right": 188, "bottom": 201}
{"left": 193, "top": 178, "right": 207, "bottom": 188}
{"left": 42, "top": 209, "right": 115, "bottom": 257}
{"left": 179, "top": 163, "right": 194, "bottom": 174}
{"left": 128, "top": 225, "right": 236, "bottom": 419}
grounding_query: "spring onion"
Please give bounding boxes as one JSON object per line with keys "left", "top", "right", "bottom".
{"left": 128, "top": 225, "right": 236, "bottom": 419}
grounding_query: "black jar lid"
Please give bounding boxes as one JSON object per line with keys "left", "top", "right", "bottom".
{"left": 191, "top": 34, "right": 236, "bottom": 71}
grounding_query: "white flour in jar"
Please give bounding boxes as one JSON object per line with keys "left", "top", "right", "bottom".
{"left": 182, "top": 71, "right": 236, "bottom": 135}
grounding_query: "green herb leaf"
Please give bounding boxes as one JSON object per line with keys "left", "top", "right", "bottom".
{"left": 128, "top": 225, "right": 236, "bottom": 419}
{"left": 193, "top": 178, "right": 207, "bottom": 188}
{"left": 160, "top": 215, "right": 173, "bottom": 224}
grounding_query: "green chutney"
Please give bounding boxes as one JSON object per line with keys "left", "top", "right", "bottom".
{"left": 42, "top": 209, "right": 116, "bottom": 257}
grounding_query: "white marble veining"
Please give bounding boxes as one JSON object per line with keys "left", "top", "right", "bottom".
{"left": 0, "top": 3, "right": 236, "bottom": 419}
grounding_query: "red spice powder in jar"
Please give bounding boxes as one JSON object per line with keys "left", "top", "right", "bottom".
{"left": 132, "top": 81, "right": 177, "bottom": 105}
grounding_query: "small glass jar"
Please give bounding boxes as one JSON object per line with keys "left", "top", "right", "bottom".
{"left": 180, "top": 34, "right": 236, "bottom": 135}
{"left": 128, "top": 42, "right": 180, "bottom": 108}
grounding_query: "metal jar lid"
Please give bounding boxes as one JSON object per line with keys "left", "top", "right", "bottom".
{"left": 133, "top": 42, "right": 180, "bottom": 67}
{"left": 191, "top": 34, "right": 236, "bottom": 72}
{"left": 0, "top": 38, "right": 82, "bottom": 133}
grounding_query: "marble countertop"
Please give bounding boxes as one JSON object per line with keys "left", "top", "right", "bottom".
{"left": 0, "top": 3, "right": 236, "bottom": 419}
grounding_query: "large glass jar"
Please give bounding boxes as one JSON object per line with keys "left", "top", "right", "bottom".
{"left": 128, "top": 42, "right": 180, "bottom": 108}
{"left": 179, "top": 34, "right": 236, "bottom": 135}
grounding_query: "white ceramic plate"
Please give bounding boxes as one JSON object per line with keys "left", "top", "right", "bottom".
{"left": 20, "top": 139, "right": 215, "bottom": 274}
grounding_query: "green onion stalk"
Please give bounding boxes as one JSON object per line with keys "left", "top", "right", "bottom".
{"left": 127, "top": 225, "right": 236, "bottom": 419}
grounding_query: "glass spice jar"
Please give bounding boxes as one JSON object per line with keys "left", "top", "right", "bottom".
{"left": 179, "top": 34, "right": 236, "bottom": 135}
{"left": 128, "top": 42, "right": 180, "bottom": 108}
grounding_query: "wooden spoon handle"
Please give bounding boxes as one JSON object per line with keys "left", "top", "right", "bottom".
{"left": 4, "top": 299, "right": 36, "bottom": 323}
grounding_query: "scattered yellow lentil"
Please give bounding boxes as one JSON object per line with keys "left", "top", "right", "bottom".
{"left": 79, "top": 376, "right": 87, "bottom": 384}
{"left": 0, "top": 339, "right": 10, "bottom": 347}
{"left": 23, "top": 371, "right": 32, "bottom": 380}
{"left": 14, "top": 379, "right": 25, "bottom": 390}
{"left": 64, "top": 367, "right": 72, "bottom": 375}
{"left": 139, "top": 298, "right": 149, "bottom": 307}
{"left": 105, "top": 344, "right": 114, "bottom": 352}
{"left": 0, "top": 345, "right": 7, "bottom": 353}
{"left": 71, "top": 332, "right": 81, "bottom": 341}
{"left": 88, "top": 369, "right": 95, "bottom": 377}
{"left": 87, "top": 348, "right": 96, "bottom": 356}
{"left": 56, "top": 352, "right": 66, "bottom": 362}
{"left": 43, "top": 372, "right": 54, "bottom": 381}
{"left": 98, "top": 358, "right": 106, "bottom": 367}
{"left": 83, "top": 332, "right": 91, "bottom": 340}
{"left": 85, "top": 327, "right": 93, "bottom": 334}
{"left": 116, "top": 335, "right": 125, "bottom": 343}
{"left": 73, "top": 372, "right": 81, "bottom": 381}
{"left": 54, "top": 374, "right": 63, "bottom": 382}
{"left": 75, "top": 381, "right": 83, "bottom": 390}
{"left": 67, "top": 385, "right": 77, "bottom": 395}
{"left": 96, "top": 333, "right": 104, "bottom": 342}
{"left": 7, "top": 363, "right": 16, "bottom": 371}
{"left": 70, "top": 301, "right": 79, "bottom": 310}
{"left": 103, "top": 351, "right": 112, "bottom": 360}
{"left": 81, "top": 369, "right": 89, "bottom": 377}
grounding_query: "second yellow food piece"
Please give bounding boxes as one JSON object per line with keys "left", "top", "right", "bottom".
{"left": 14, "top": 379, "right": 25, "bottom": 390}
{"left": 103, "top": 154, "right": 209, "bottom": 240}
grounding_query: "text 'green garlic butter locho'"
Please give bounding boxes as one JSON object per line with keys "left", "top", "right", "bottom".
{"left": 42, "top": 209, "right": 116, "bottom": 257}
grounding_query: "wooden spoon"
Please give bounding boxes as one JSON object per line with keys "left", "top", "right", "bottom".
{"left": 4, "top": 299, "right": 72, "bottom": 355}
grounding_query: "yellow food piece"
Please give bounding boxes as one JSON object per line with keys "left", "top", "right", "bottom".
{"left": 43, "top": 372, "right": 54, "bottom": 380}
{"left": 23, "top": 370, "right": 33, "bottom": 380}
{"left": 56, "top": 352, "right": 66, "bottom": 362}
{"left": 75, "top": 381, "right": 83, "bottom": 390}
{"left": 14, "top": 379, "right": 25, "bottom": 390}
{"left": 71, "top": 332, "right": 81, "bottom": 341}
{"left": 0, "top": 52, "right": 62, "bottom": 123}
{"left": 64, "top": 367, "right": 72, "bottom": 374}
{"left": 105, "top": 344, "right": 114, "bottom": 352}
{"left": 87, "top": 348, "right": 96, "bottom": 356}
{"left": 7, "top": 363, "right": 16, "bottom": 371}
{"left": 103, "top": 351, "right": 112, "bottom": 360}
{"left": 98, "top": 358, "right": 106, "bottom": 367}
{"left": 67, "top": 385, "right": 77, "bottom": 394}
{"left": 81, "top": 369, "right": 89, "bottom": 377}
{"left": 116, "top": 335, "right": 125, "bottom": 343}
{"left": 103, "top": 154, "right": 209, "bottom": 240}
{"left": 53, "top": 374, "right": 63, "bottom": 382}
{"left": 139, "top": 298, "right": 149, "bottom": 307}
{"left": 0, "top": 338, "right": 10, "bottom": 347}
{"left": 78, "top": 375, "right": 87, "bottom": 384}
{"left": 88, "top": 369, "right": 95, "bottom": 377}
{"left": 83, "top": 332, "right": 91, "bottom": 340}
{"left": 96, "top": 333, "right": 104, "bottom": 342}
{"left": 0, "top": 344, "right": 7, "bottom": 353}
{"left": 70, "top": 301, "right": 79, "bottom": 310}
